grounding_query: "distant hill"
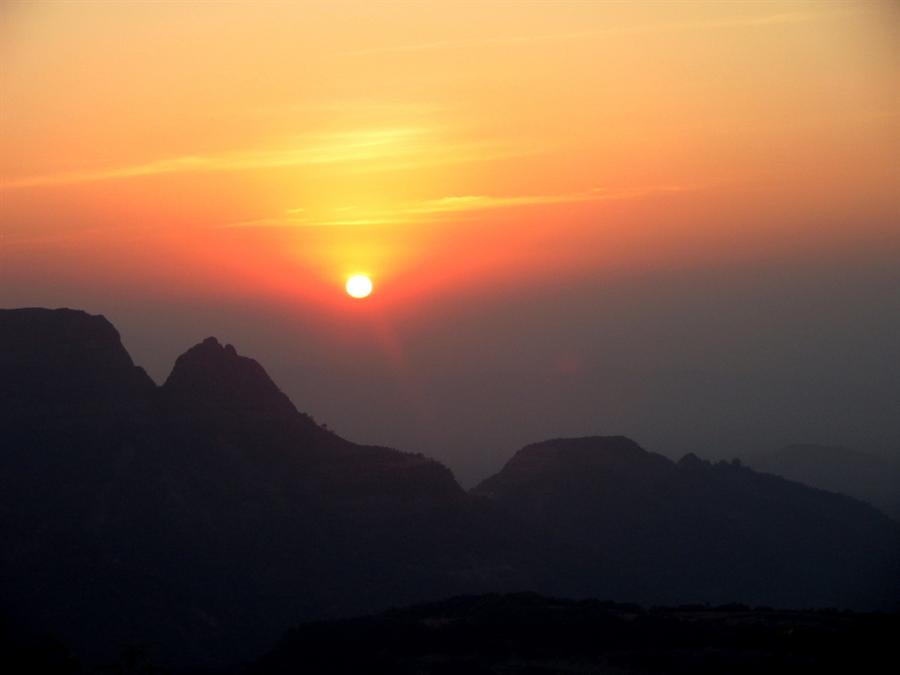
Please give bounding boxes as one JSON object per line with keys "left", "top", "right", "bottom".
{"left": 1, "top": 308, "right": 898, "bottom": 670}
{"left": 746, "top": 444, "right": 900, "bottom": 520}
{"left": 472, "top": 437, "right": 899, "bottom": 610}
{"left": 251, "top": 593, "right": 899, "bottom": 675}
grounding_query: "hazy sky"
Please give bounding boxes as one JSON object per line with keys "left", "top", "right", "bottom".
{"left": 2, "top": 1, "right": 898, "bottom": 484}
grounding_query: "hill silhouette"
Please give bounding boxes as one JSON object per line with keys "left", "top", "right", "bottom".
{"left": 1, "top": 308, "right": 898, "bottom": 669}
{"left": 473, "top": 437, "right": 898, "bottom": 609}
{"left": 746, "top": 444, "right": 900, "bottom": 520}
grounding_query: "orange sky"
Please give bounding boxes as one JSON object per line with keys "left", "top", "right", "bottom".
{"left": 2, "top": 0, "right": 898, "bottom": 315}
{"left": 2, "top": 1, "right": 900, "bottom": 483}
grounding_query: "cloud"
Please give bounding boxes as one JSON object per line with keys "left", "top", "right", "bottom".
{"left": 224, "top": 184, "right": 705, "bottom": 229}
{"left": 1, "top": 127, "right": 519, "bottom": 191}
{"left": 405, "top": 185, "right": 699, "bottom": 215}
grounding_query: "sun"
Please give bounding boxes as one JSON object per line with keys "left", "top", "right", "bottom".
{"left": 345, "top": 274, "right": 373, "bottom": 299}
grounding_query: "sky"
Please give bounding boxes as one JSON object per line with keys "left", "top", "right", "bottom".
{"left": 2, "top": 0, "right": 898, "bottom": 485}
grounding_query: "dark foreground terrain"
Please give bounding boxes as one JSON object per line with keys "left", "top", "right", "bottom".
{"left": 5, "top": 593, "right": 897, "bottom": 674}
{"left": 255, "top": 593, "right": 899, "bottom": 675}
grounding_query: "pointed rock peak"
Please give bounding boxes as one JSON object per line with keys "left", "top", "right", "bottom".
{"left": 173, "top": 337, "right": 247, "bottom": 367}
{"left": 163, "top": 338, "right": 297, "bottom": 417}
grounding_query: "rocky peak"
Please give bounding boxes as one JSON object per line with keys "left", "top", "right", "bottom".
{"left": 161, "top": 336, "right": 297, "bottom": 417}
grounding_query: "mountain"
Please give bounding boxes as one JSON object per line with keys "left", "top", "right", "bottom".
{"left": 0, "top": 309, "right": 525, "bottom": 667}
{"left": 2, "top": 308, "right": 898, "bottom": 669}
{"left": 746, "top": 444, "right": 900, "bottom": 520}
{"left": 472, "top": 437, "right": 900, "bottom": 609}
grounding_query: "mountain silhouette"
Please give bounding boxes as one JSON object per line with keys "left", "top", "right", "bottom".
{"left": 164, "top": 335, "right": 303, "bottom": 417}
{"left": 746, "top": 444, "right": 900, "bottom": 520}
{"left": 0, "top": 308, "right": 525, "bottom": 666}
{"left": 473, "top": 437, "right": 899, "bottom": 609}
{"left": 1, "top": 308, "right": 898, "bottom": 669}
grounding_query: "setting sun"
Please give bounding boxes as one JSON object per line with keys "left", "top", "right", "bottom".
{"left": 345, "top": 274, "right": 373, "bottom": 299}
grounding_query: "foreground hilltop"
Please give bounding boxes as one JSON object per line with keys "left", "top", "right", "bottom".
{"left": 1, "top": 308, "right": 897, "bottom": 668}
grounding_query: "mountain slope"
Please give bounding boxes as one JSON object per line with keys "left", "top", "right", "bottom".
{"left": 473, "top": 436, "right": 900, "bottom": 609}
{"left": 747, "top": 444, "right": 900, "bottom": 520}
{"left": 0, "top": 308, "right": 517, "bottom": 666}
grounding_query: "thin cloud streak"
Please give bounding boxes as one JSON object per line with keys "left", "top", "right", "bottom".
{"left": 0, "top": 127, "right": 515, "bottom": 190}
{"left": 224, "top": 184, "right": 705, "bottom": 229}
{"left": 405, "top": 185, "right": 700, "bottom": 215}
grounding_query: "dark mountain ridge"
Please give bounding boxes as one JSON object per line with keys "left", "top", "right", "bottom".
{"left": 746, "top": 443, "right": 900, "bottom": 520}
{"left": 1, "top": 308, "right": 897, "bottom": 668}
{"left": 474, "top": 437, "right": 898, "bottom": 609}
{"left": 1, "top": 309, "right": 497, "bottom": 666}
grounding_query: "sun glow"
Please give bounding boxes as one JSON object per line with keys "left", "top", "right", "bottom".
{"left": 345, "top": 274, "right": 373, "bottom": 299}
{"left": 1, "top": 2, "right": 896, "bottom": 312}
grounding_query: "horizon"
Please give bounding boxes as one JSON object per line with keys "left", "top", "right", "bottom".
{"left": 15, "top": 302, "right": 900, "bottom": 490}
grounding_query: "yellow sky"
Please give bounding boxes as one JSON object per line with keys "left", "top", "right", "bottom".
{"left": 1, "top": 0, "right": 898, "bottom": 310}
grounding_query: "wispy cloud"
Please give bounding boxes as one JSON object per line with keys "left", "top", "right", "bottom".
{"left": 224, "top": 184, "right": 704, "bottom": 230}
{"left": 0, "top": 127, "right": 516, "bottom": 191}
{"left": 403, "top": 185, "right": 697, "bottom": 215}
{"left": 346, "top": 11, "right": 826, "bottom": 57}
